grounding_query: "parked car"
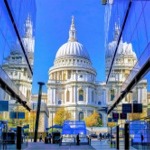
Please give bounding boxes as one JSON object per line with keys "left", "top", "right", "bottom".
{"left": 52, "top": 131, "right": 61, "bottom": 144}
{"left": 89, "top": 133, "right": 98, "bottom": 138}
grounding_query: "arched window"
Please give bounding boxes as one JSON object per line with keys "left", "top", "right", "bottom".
{"left": 66, "top": 90, "right": 70, "bottom": 102}
{"left": 26, "top": 90, "right": 30, "bottom": 101}
{"left": 79, "top": 89, "right": 84, "bottom": 101}
{"left": 92, "top": 91, "right": 94, "bottom": 102}
{"left": 99, "top": 113, "right": 102, "bottom": 119}
{"left": 98, "top": 101, "right": 101, "bottom": 105}
{"left": 110, "top": 89, "right": 115, "bottom": 101}
{"left": 79, "top": 112, "right": 84, "bottom": 121}
{"left": 58, "top": 100, "right": 61, "bottom": 105}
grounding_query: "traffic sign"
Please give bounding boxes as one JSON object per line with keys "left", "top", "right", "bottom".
{"left": 122, "top": 104, "right": 132, "bottom": 113}
{"left": 112, "top": 113, "right": 119, "bottom": 119}
{"left": 108, "top": 118, "right": 112, "bottom": 122}
{"left": 0, "top": 101, "right": 8, "bottom": 111}
{"left": 133, "top": 103, "right": 142, "bottom": 113}
{"left": 10, "top": 112, "right": 25, "bottom": 119}
{"left": 120, "top": 113, "right": 127, "bottom": 119}
{"left": 23, "top": 124, "right": 29, "bottom": 129}
{"left": 18, "top": 112, "right": 25, "bottom": 119}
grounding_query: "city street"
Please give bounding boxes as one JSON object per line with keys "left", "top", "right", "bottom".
{"left": 24, "top": 139, "right": 116, "bottom": 150}
{"left": 0, "top": 1, "right": 150, "bottom": 150}
{"left": 0, "top": 138, "right": 140, "bottom": 150}
{"left": 0, "top": 139, "right": 117, "bottom": 150}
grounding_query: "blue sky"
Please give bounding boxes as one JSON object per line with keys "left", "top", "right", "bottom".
{"left": 32, "top": 0, "right": 105, "bottom": 94}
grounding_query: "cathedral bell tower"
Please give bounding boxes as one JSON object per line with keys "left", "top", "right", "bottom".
{"left": 22, "top": 15, "right": 35, "bottom": 66}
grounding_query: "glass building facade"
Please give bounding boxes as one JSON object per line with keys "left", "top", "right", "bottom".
{"left": 105, "top": 0, "right": 150, "bottom": 149}
{"left": 0, "top": 0, "right": 36, "bottom": 134}
{"left": 0, "top": 0, "right": 36, "bottom": 103}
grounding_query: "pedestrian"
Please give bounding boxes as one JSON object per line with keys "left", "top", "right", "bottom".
{"left": 48, "top": 133, "right": 52, "bottom": 143}
{"left": 99, "top": 133, "right": 102, "bottom": 141}
{"left": 141, "top": 133, "right": 144, "bottom": 145}
{"left": 30, "top": 135, "right": 32, "bottom": 142}
{"left": 39, "top": 133, "right": 43, "bottom": 142}
{"left": 76, "top": 133, "right": 80, "bottom": 145}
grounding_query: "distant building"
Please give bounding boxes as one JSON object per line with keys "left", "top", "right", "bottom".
{"left": 32, "top": 93, "right": 48, "bottom": 104}
{"left": 31, "top": 93, "right": 49, "bottom": 132}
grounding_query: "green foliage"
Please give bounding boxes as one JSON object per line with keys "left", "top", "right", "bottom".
{"left": 48, "top": 128, "right": 62, "bottom": 133}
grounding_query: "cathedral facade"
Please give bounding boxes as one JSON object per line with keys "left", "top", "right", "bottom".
{"left": 2, "top": 16, "right": 34, "bottom": 101}
{"left": 47, "top": 17, "right": 107, "bottom": 127}
{"left": 1, "top": 16, "right": 48, "bottom": 132}
{"left": 106, "top": 23, "right": 148, "bottom": 119}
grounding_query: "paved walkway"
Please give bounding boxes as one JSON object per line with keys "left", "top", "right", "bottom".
{"left": 0, "top": 139, "right": 138, "bottom": 150}
{"left": 25, "top": 142, "right": 95, "bottom": 150}
{"left": 91, "top": 139, "right": 116, "bottom": 150}
{"left": 25, "top": 139, "right": 116, "bottom": 150}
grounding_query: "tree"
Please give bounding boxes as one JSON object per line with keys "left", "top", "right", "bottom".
{"left": 54, "top": 107, "right": 72, "bottom": 125}
{"left": 107, "top": 122, "right": 116, "bottom": 128}
{"left": 128, "top": 111, "right": 147, "bottom": 120}
{"left": 0, "top": 113, "right": 3, "bottom": 120}
{"left": 128, "top": 113, "right": 140, "bottom": 120}
{"left": 84, "top": 111, "right": 102, "bottom": 127}
{"left": 7, "top": 104, "right": 36, "bottom": 132}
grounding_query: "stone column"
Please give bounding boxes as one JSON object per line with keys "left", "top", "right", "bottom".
{"left": 50, "top": 88, "right": 53, "bottom": 104}
{"left": 74, "top": 86, "right": 77, "bottom": 104}
{"left": 54, "top": 72, "right": 56, "bottom": 80}
{"left": 53, "top": 88, "right": 56, "bottom": 104}
{"left": 89, "top": 88, "right": 91, "bottom": 104}
{"left": 103, "top": 89, "right": 106, "bottom": 105}
{"left": 66, "top": 70, "right": 68, "bottom": 80}
{"left": 137, "top": 87, "right": 141, "bottom": 103}
{"left": 102, "top": 112, "right": 107, "bottom": 127}
{"left": 72, "top": 86, "right": 74, "bottom": 103}
{"left": 59, "top": 71, "right": 61, "bottom": 80}
{"left": 86, "top": 87, "right": 89, "bottom": 104}
{"left": 142, "top": 87, "right": 147, "bottom": 105}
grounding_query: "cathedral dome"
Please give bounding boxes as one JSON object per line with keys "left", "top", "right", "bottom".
{"left": 107, "top": 40, "right": 136, "bottom": 58}
{"left": 106, "top": 23, "right": 137, "bottom": 58}
{"left": 56, "top": 41, "right": 90, "bottom": 60}
{"left": 55, "top": 16, "right": 90, "bottom": 60}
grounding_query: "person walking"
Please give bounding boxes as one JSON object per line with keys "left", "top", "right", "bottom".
{"left": 141, "top": 133, "right": 144, "bottom": 146}
{"left": 99, "top": 133, "right": 102, "bottom": 141}
{"left": 48, "top": 133, "right": 52, "bottom": 143}
{"left": 39, "top": 133, "right": 43, "bottom": 142}
{"left": 76, "top": 133, "right": 80, "bottom": 145}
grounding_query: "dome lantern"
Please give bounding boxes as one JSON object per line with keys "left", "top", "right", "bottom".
{"left": 68, "top": 16, "right": 77, "bottom": 42}
{"left": 55, "top": 17, "right": 90, "bottom": 60}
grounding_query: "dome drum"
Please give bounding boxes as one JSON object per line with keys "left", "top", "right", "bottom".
{"left": 49, "top": 66, "right": 96, "bottom": 76}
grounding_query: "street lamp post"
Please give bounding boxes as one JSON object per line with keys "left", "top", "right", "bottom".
{"left": 52, "top": 111, "right": 53, "bottom": 133}
{"left": 32, "top": 102, "right": 35, "bottom": 133}
{"left": 50, "top": 110, "right": 54, "bottom": 133}
{"left": 75, "top": 72, "right": 78, "bottom": 121}
{"left": 34, "top": 82, "right": 44, "bottom": 142}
